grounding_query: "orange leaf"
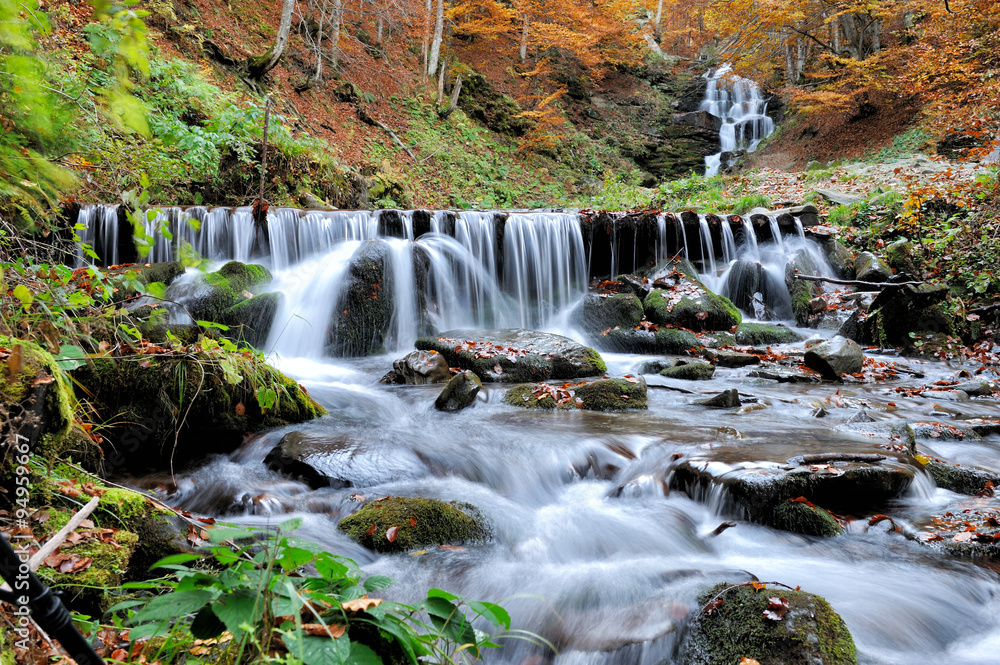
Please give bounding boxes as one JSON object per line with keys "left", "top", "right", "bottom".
{"left": 235, "top": 402, "right": 245, "bottom": 415}
{"left": 409, "top": 517, "right": 417, "bottom": 527}
{"left": 386, "top": 526, "right": 399, "bottom": 542}
{"left": 341, "top": 597, "right": 382, "bottom": 612}
{"left": 302, "top": 623, "right": 346, "bottom": 638}
{"left": 749, "top": 581, "right": 767, "bottom": 591}
{"left": 365, "top": 524, "right": 378, "bottom": 536}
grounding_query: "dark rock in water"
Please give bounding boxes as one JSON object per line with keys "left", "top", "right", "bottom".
{"left": 392, "top": 350, "right": 451, "bottom": 385}
{"left": 328, "top": 240, "right": 394, "bottom": 357}
{"left": 770, "top": 499, "right": 841, "bottom": 537}
{"left": 680, "top": 582, "right": 856, "bottom": 665}
{"left": 924, "top": 459, "right": 1000, "bottom": 495}
{"left": 338, "top": 496, "right": 488, "bottom": 553}
{"left": 187, "top": 261, "right": 274, "bottom": 323}
{"left": 859, "top": 282, "right": 954, "bottom": 348}
{"left": 660, "top": 360, "right": 715, "bottom": 380}
{"left": 264, "top": 431, "right": 427, "bottom": 489}
{"left": 670, "top": 451, "right": 914, "bottom": 521}
{"left": 504, "top": 376, "right": 648, "bottom": 411}
{"left": 595, "top": 327, "right": 701, "bottom": 355}
{"left": 573, "top": 292, "right": 644, "bottom": 335}
{"left": 825, "top": 238, "right": 856, "bottom": 280}
{"left": 953, "top": 381, "right": 996, "bottom": 397}
{"left": 734, "top": 322, "right": 802, "bottom": 345}
{"left": 854, "top": 251, "right": 893, "bottom": 283}
{"left": 219, "top": 291, "right": 282, "bottom": 348}
{"left": 696, "top": 388, "right": 741, "bottom": 408}
{"left": 435, "top": 370, "right": 482, "bottom": 411}
{"left": 703, "top": 348, "right": 760, "bottom": 368}
{"left": 836, "top": 308, "right": 863, "bottom": 342}
{"left": 786, "top": 250, "right": 820, "bottom": 326}
{"left": 416, "top": 329, "right": 606, "bottom": 383}
{"left": 748, "top": 363, "right": 822, "bottom": 383}
{"left": 640, "top": 359, "right": 673, "bottom": 374}
{"left": 376, "top": 209, "right": 407, "bottom": 238}
{"left": 643, "top": 270, "right": 741, "bottom": 332}
{"left": 804, "top": 336, "right": 864, "bottom": 379}
{"left": 886, "top": 238, "right": 922, "bottom": 277}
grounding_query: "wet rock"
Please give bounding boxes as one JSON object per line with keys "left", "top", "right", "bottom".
{"left": 748, "top": 363, "right": 822, "bottom": 383}
{"left": 504, "top": 376, "right": 648, "bottom": 411}
{"left": 187, "top": 261, "right": 274, "bottom": 323}
{"left": 911, "top": 421, "right": 981, "bottom": 441}
{"left": 218, "top": 291, "right": 283, "bottom": 348}
{"left": 391, "top": 350, "right": 451, "bottom": 385}
{"left": 328, "top": 240, "right": 394, "bottom": 357}
{"left": 337, "top": 496, "right": 488, "bottom": 553}
{"left": 733, "top": 322, "right": 802, "bottom": 346}
{"left": 857, "top": 282, "right": 953, "bottom": 348}
{"left": 670, "top": 452, "right": 914, "bottom": 521}
{"left": 803, "top": 336, "right": 864, "bottom": 379}
{"left": 696, "top": 388, "right": 741, "bottom": 408}
{"left": 660, "top": 360, "right": 715, "bottom": 380}
{"left": 786, "top": 250, "right": 820, "bottom": 326}
{"left": 836, "top": 421, "right": 916, "bottom": 453}
{"left": 680, "top": 582, "right": 857, "bottom": 665}
{"left": 703, "top": 348, "right": 760, "bottom": 367}
{"left": 595, "top": 327, "right": 702, "bottom": 355}
{"left": 435, "top": 370, "right": 482, "bottom": 412}
{"left": 771, "top": 499, "right": 842, "bottom": 537}
{"left": 415, "top": 329, "right": 606, "bottom": 383}
{"left": 264, "top": 431, "right": 426, "bottom": 490}
{"left": 854, "top": 251, "right": 892, "bottom": 283}
{"left": 643, "top": 271, "right": 741, "bottom": 332}
{"left": 885, "top": 238, "right": 921, "bottom": 277}
{"left": 954, "top": 381, "right": 996, "bottom": 397}
{"left": 923, "top": 459, "right": 1000, "bottom": 495}
{"left": 573, "top": 291, "right": 644, "bottom": 335}
{"left": 825, "top": 239, "right": 856, "bottom": 280}
{"left": 640, "top": 359, "right": 673, "bottom": 374}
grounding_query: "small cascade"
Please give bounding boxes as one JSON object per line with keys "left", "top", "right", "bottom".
{"left": 767, "top": 215, "right": 785, "bottom": 254}
{"left": 77, "top": 203, "right": 120, "bottom": 266}
{"left": 701, "top": 64, "right": 776, "bottom": 177}
{"left": 698, "top": 215, "right": 717, "bottom": 275}
{"left": 720, "top": 222, "right": 737, "bottom": 264}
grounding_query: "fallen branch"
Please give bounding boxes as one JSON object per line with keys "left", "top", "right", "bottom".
{"left": 789, "top": 453, "right": 887, "bottom": 466}
{"left": 792, "top": 272, "right": 922, "bottom": 289}
{"left": 356, "top": 104, "right": 416, "bottom": 161}
{"left": 970, "top": 302, "right": 1000, "bottom": 316}
{"left": 29, "top": 495, "right": 101, "bottom": 571}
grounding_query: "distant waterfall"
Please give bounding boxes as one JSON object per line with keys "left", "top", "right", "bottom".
{"left": 701, "top": 64, "right": 775, "bottom": 177}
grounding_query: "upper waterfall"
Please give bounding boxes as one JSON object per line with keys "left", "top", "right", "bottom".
{"left": 701, "top": 64, "right": 776, "bottom": 177}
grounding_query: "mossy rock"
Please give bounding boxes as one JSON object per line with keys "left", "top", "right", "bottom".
{"left": 660, "top": 360, "right": 715, "bottom": 381}
{"left": 70, "top": 356, "right": 325, "bottom": 472}
{"left": 885, "top": 238, "right": 921, "bottom": 276}
{"left": 504, "top": 377, "right": 647, "bottom": 411}
{"left": 681, "top": 582, "right": 857, "bottom": 665}
{"left": 337, "top": 497, "right": 488, "bottom": 553}
{"left": 770, "top": 500, "right": 841, "bottom": 537}
{"left": 328, "top": 240, "right": 394, "bottom": 357}
{"left": 643, "top": 277, "right": 741, "bottom": 332}
{"left": 188, "top": 261, "right": 274, "bottom": 323}
{"left": 415, "top": 329, "right": 606, "bottom": 383}
{"left": 218, "top": 291, "right": 283, "bottom": 348}
{"left": 573, "top": 292, "right": 644, "bottom": 335}
{"left": 457, "top": 69, "right": 533, "bottom": 137}
{"left": 734, "top": 323, "right": 803, "bottom": 346}
{"left": 785, "top": 263, "right": 817, "bottom": 327}
{"left": 826, "top": 239, "right": 856, "bottom": 280}
{"left": 0, "top": 337, "right": 77, "bottom": 488}
{"left": 924, "top": 460, "right": 1000, "bottom": 495}
{"left": 36, "top": 529, "right": 140, "bottom": 615}
{"left": 595, "top": 327, "right": 701, "bottom": 354}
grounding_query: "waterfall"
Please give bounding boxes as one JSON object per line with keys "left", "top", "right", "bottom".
{"left": 698, "top": 215, "right": 716, "bottom": 275}
{"left": 701, "top": 64, "right": 776, "bottom": 177}
{"left": 77, "top": 203, "right": 120, "bottom": 266}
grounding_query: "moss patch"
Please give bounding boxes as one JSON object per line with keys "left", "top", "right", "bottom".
{"left": 504, "top": 377, "right": 647, "bottom": 411}
{"left": 643, "top": 277, "right": 741, "bottom": 332}
{"left": 338, "top": 496, "right": 488, "bottom": 553}
{"left": 36, "top": 528, "right": 139, "bottom": 615}
{"left": 734, "top": 323, "right": 804, "bottom": 346}
{"left": 596, "top": 327, "right": 701, "bottom": 354}
{"left": 770, "top": 500, "right": 842, "bottom": 537}
{"left": 574, "top": 292, "right": 644, "bottom": 335}
{"left": 328, "top": 240, "right": 394, "bottom": 357}
{"left": 682, "top": 583, "right": 857, "bottom": 665}
{"left": 660, "top": 360, "right": 715, "bottom": 381}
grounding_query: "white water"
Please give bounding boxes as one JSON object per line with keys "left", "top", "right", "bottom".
{"left": 701, "top": 64, "right": 776, "bottom": 177}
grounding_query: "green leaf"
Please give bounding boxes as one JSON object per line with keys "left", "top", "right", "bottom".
{"left": 55, "top": 344, "right": 88, "bottom": 371}
{"left": 132, "top": 588, "right": 218, "bottom": 623}
{"left": 315, "top": 556, "right": 349, "bottom": 582}
{"left": 347, "top": 642, "right": 383, "bottom": 665}
{"left": 143, "top": 281, "right": 167, "bottom": 299}
{"left": 467, "top": 601, "right": 511, "bottom": 630}
{"left": 13, "top": 284, "right": 33, "bottom": 306}
{"left": 255, "top": 385, "right": 277, "bottom": 411}
{"left": 211, "top": 589, "right": 263, "bottom": 638}
{"left": 363, "top": 576, "right": 395, "bottom": 593}
{"left": 67, "top": 291, "right": 94, "bottom": 308}
{"left": 190, "top": 605, "right": 226, "bottom": 640}
{"left": 283, "top": 632, "right": 351, "bottom": 665}
{"left": 149, "top": 552, "right": 203, "bottom": 569}
{"left": 195, "top": 320, "right": 230, "bottom": 331}
{"left": 276, "top": 546, "right": 314, "bottom": 572}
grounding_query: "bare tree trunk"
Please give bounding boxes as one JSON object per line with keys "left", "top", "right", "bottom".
{"left": 309, "top": 0, "right": 328, "bottom": 86}
{"left": 654, "top": 0, "right": 663, "bottom": 33}
{"left": 841, "top": 14, "right": 863, "bottom": 60}
{"left": 830, "top": 14, "right": 840, "bottom": 54}
{"left": 520, "top": 14, "right": 529, "bottom": 61}
{"left": 422, "top": 0, "right": 431, "bottom": 80}
{"left": 440, "top": 74, "right": 462, "bottom": 118}
{"left": 868, "top": 18, "right": 880, "bottom": 54}
{"left": 377, "top": 16, "right": 383, "bottom": 44}
{"left": 428, "top": 0, "right": 444, "bottom": 78}
{"left": 437, "top": 58, "right": 447, "bottom": 104}
{"left": 796, "top": 38, "right": 807, "bottom": 80}
{"left": 248, "top": 0, "right": 296, "bottom": 79}
{"left": 330, "top": 0, "right": 343, "bottom": 69}
{"left": 785, "top": 38, "right": 795, "bottom": 85}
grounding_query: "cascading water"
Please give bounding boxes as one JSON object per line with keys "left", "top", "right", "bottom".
{"left": 77, "top": 203, "right": 120, "bottom": 266}
{"left": 701, "top": 64, "right": 776, "bottom": 177}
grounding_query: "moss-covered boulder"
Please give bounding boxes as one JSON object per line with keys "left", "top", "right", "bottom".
{"left": 826, "top": 239, "right": 856, "bottom": 280}
{"left": 218, "top": 291, "right": 283, "bottom": 348}
{"left": 923, "top": 458, "right": 1000, "bottom": 495}
{"left": 573, "top": 292, "right": 644, "bottom": 335}
{"left": 734, "top": 322, "right": 803, "bottom": 346}
{"left": 504, "top": 376, "right": 647, "bottom": 411}
{"left": 859, "top": 283, "right": 954, "bottom": 349}
{"left": 594, "top": 327, "right": 702, "bottom": 354}
{"left": 771, "top": 499, "right": 842, "bottom": 537}
{"left": 885, "top": 238, "right": 921, "bottom": 276}
{"left": 785, "top": 250, "right": 820, "bottom": 327}
{"left": 660, "top": 360, "right": 715, "bottom": 380}
{"left": 435, "top": 370, "right": 481, "bottom": 411}
{"left": 854, "top": 251, "right": 892, "bottom": 283}
{"left": 643, "top": 272, "right": 741, "bottom": 332}
{"left": 456, "top": 68, "right": 532, "bottom": 137}
{"left": 680, "top": 583, "right": 856, "bottom": 665}
{"left": 186, "top": 261, "right": 274, "bottom": 323}
{"left": 71, "top": 356, "right": 325, "bottom": 472}
{"left": 337, "top": 496, "right": 488, "bottom": 553}
{"left": 328, "top": 240, "right": 394, "bottom": 357}
{"left": 0, "top": 338, "right": 80, "bottom": 485}
{"left": 415, "top": 329, "right": 605, "bottom": 383}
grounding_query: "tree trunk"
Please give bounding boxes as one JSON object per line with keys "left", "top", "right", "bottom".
{"left": 785, "top": 39, "right": 795, "bottom": 85}
{"left": 309, "top": 0, "right": 328, "bottom": 87}
{"left": 654, "top": 0, "right": 663, "bottom": 33}
{"left": 519, "top": 14, "right": 529, "bottom": 61}
{"left": 436, "top": 58, "right": 447, "bottom": 104}
{"left": 868, "top": 18, "right": 881, "bottom": 54}
{"left": 248, "top": 0, "right": 296, "bottom": 80}
{"left": 422, "top": 0, "right": 431, "bottom": 80}
{"left": 841, "top": 14, "right": 864, "bottom": 60}
{"left": 796, "top": 38, "right": 808, "bottom": 81}
{"left": 830, "top": 15, "right": 840, "bottom": 54}
{"left": 440, "top": 74, "right": 462, "bottom": 118}
{"left": 377, "top": 16, "right": 383, "bottom": 45}
{"left": 330, "top": 0, "right": 343, "bottom": 69}
{"left": 427, "top": 0, "right": 444, "bottom": 78}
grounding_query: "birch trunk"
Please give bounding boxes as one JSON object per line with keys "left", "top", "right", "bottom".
{"left": 427, "top": 0, "right": 444, "bottom": 78}
{"left": 248, "top": 0, "right": 296, "bottom": 79}
{"left": 520, "top": 15, "right": 529, "bottom": 61}
{"left": 330, "top": 0, "right": 343, "bottom": 68}
{"left": 422, "top": 0, "right": 431, "bottom": 79}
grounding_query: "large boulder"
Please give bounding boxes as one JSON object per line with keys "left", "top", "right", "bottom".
{"left": 858, "top": 282, "right": 953, "bottom": 348}
{"left": 415, "top": 329, "right": 606, "bottom": 383}
{"left": 785, "top": 249, "right": 820, "bottom": 326}
{"left": 328, "top": 240, "right": 395, "bottom": 357}
{"left": 660, "top": 360, "right": 715, "bottom": 380}
{"left": 218, "top": 291, "right": 283, "bottom": 348}
{"left": 504, "top": 376, "right": 647, "bottom": 411}
{"left": 733, "top": 323, "right": 802, "bottom": 346}
{"left": 803, "top": 336, "right": 864, "bottom": 379}
{"left": 826, "top": 239, "right": 856, "bottom": 280}
{"left": 885, "top": 238, "right": 922, "bottom": 277}
{"left": 186, "top": 261, "right": 273, "bottom": 322}
{"left": 573, "top": 292, "right": 644, "bottom": 335}
{"left": 594, "top": 327, "right": 701, "bottom": 354}
{"left": 643, "top": 270, "right": 742, "bottom": 332}
{"left": 680, "top": 582, "right": 857, "bottom": 665}
{"left": 854, "top": 251, "right": 892, "bottom": 283}
{"left": 264, "top": 431, "right": 426, "bottom": 490}
{"left": 337, "top": 496, "right": 488, "bottom": 553}
{"left": 392, "top": 350, "right": 451, "bottom": 385}
{"left": 435, "top": 370, "right": 482, "bottom": 411}
{"left": 725, "top": 260, "right": 791, "bottom": 320}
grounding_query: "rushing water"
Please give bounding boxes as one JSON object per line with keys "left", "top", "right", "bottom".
{"left": 701, "top": 64, "right": 776, "bottom": 177}
{"left": 76, "top": 203, "right": 1000, "bottom": 663}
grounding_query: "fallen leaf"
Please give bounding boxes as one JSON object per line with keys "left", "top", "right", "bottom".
{"left": 341, "top": 597, "right": 382, "bottom": 612}
{"left": 953, "top": 532, "right": 974, "bottom": 542}
{"left": 302, "top": 623, "right": 346, "bottom": 638}
{"left": 386, "top": 526, "right": 398, "bottom": 543}
{"left": 749, "top": 581, "right": 767, "bottom": 591}
{"left": 739, "top": 659, "right": 762, "bottom": 665}
{"left": 438, "top": 544, "right": 464, "bottom": 551}
{"left": 763, "top": 596, "right": 789, "bottom": 621}
{"left": 365, "top": 524, "right": 378, "bottom": 536}
{"left": 409, "top": 517, "right": 417, "bottom": 527}
{"left": 235, "top": 402, "right": 245, "bottom": 415}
